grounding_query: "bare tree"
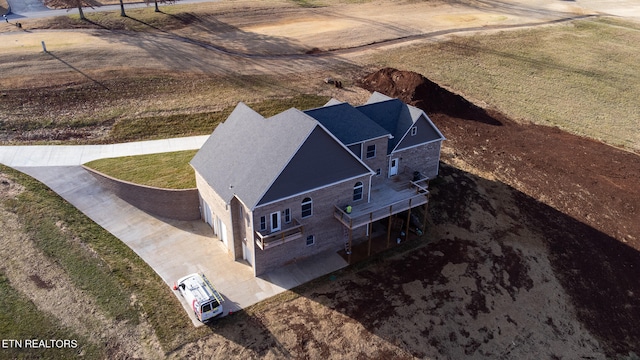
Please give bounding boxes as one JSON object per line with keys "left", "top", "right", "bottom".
{"left": 119, "top": 0, "right": 125, "bottom": 17}
{"left": 144, "top": 0, "right": 175, "bottom": 13}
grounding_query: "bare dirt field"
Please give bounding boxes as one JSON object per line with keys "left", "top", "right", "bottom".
{"left": 1, "top": 0, "right": 639, "bottom": 359}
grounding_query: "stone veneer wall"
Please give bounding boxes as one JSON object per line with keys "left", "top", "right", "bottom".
{"left": 83, "top": 166, "right": 200, "bottom": 221}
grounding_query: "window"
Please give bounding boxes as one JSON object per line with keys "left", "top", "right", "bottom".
{"left": 376, "top": 168, "right": 381, "bottom": 176}
{"left": 306, "top": 235, "right": 315, "bottom": 246}
{"left": 284, "top": 208, "right": 291, "bottom": 223}
{"left": 366, "top": 144, "right": 376, "bottom": 158}
{"left": 259, "top": 216, "right": 266, "bottom": 231}
{"left": 411, "top": 126, "right": 418, "bottom": 136}
{"left": 353, "top": 182, "right": 363, "bottom": 201}
{"left": 301, "top": 197, "right": 312, "bottom": 218}
{"left": 201, "top": 303, "right": 212, "bottom": 313}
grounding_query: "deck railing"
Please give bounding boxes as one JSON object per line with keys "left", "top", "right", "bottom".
{"left": 255, "top": 218, "right": 304, "bottom": 250}
{"left": 411, "top": 177, "right": 429, "bottom": 193}
{"left": 333, "top": 179, "right": 429, "bottom": 229}
{"left": 334, "top": 179, "right": 429, "bottom": 229}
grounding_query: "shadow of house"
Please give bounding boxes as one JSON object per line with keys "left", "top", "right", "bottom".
{"left": 282, "top": 162, "right": 640, "bottom": 359}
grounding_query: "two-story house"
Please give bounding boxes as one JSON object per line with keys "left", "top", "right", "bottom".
{"left": 190, "top": 92, "right": 445, "bottom": 276}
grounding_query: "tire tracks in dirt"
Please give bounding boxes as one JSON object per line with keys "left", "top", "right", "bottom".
{"left": 109, "top": 13, "right": 601, "bottom": 60}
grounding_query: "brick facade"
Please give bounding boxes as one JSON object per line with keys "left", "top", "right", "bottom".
{"left": 391, "top": 140, "right": 442, "bottom": 179}
{"left": 194, "top": 171, "right": 236, "bottom": 257}
{"left": 194, "top": 140, "right": 441, "bottom": 276}
{"left": 192, "top": 97, "right": 444, "bottom": 277}
{"left": 360, "top": 137, "right": 390, "bottom": 178}
{"left": 251, "top": 174, "right": 371, "bottom": 275}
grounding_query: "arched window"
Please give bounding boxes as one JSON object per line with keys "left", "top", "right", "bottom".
{"left": 353, "top": 182, "right": 364, "bottom": 201}
{"left": 301, "top": 197, "right": 312, "bottom": 218}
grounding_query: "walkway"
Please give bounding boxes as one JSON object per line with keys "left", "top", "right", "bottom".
{"left": 0, "top": 137, "right": 347, "bottom": 326}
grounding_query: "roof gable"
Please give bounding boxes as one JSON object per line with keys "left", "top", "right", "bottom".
{"left": 257, "top": 126, "right": 372, "bottom": 206}
{"left": 357, "top": 93, "right": 445, "bottom": 153}
{"left": 192, "top": 104, "right": 372, "bottom": 209}
{"left": 191, "top": 104, "right": 317, "bottom": 209}
{"left": 192, "top": 94, "right": 444, "bottom": 208}
{"left": 394, "top": 114, "right": 444, "bottom": 151}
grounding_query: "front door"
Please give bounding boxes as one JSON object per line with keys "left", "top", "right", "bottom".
{"left": 270, "top": 211, "right": 281, "bottom": 233}
{"left": 389, "top": 158, "right": 399, "bottom": 177}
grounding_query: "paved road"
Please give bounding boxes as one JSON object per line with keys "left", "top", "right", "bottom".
{"left": 0, "top": 137, "right": 347, "bottom": 326}
{"left": 4, "top": 0, "right": 219, "bottom": 20}
{"left": 6, "top": 0, "right": 48, "bottom": 14}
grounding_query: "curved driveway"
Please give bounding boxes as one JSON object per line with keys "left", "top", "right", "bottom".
{"left": 0, "top": 137, "right": 347, "bottom": 326}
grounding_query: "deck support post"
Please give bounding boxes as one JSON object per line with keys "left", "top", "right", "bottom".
{"left": 386, "top": 205, "right": 393, "bottom": 248}
{"left": 348, "top": 228, "right": 353, "bottom": 264}
{"left": 405, "top": 199, "right": 412, "bottom": 242}
{"left": 367, "top": 213, "right": 373, "bottom": 257}
{"left": 422, "top": 204, "right": 428, "bottom": 237}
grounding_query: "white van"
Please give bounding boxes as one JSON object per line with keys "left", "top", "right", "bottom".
{"left": 175, "top": 273, "right": 225, "bottom": 322}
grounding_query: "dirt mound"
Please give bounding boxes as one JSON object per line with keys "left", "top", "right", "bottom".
{"left": 357, "top": 68, "right": 640, "bottom": 356}
{"left": 358, "top": 67, "right": 501, "bottom": 125}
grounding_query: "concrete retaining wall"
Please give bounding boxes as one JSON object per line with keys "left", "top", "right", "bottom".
{"left": 83, "top": 166, "right": 200, "bottom": 221}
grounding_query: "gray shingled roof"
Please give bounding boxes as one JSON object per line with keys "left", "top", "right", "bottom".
{"left": 258, "top": 126, "right": 374, "bottom": 206}
{"left": 304, "top": 103, "right": 390, "bottom": 145}
{"left": 358, "top": 92, "right": 445, "bottom": 153}
{"left": 191, "top": 103, "right": 317, "bottom": 210}
{"left": 191, "top": 103, "right": 372, "bottom": 209}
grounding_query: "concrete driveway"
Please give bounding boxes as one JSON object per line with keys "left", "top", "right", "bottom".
{"left": 0, "top": 137, "right": 347, "bottom": 326}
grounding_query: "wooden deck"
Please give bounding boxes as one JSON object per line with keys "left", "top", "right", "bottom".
{"left": 255, "top": 218, "right": 304, "bottom": 250}
{"left": 334, "top": 173, "right": 429, "bottom": 229}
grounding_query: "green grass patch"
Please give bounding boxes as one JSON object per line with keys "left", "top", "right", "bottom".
{"left": 109, "top": 110, "right": 229, "bottom": 142}
{"left": 1, "top": 165, "right": 206, "bottom": 352}
{"left": 95, "top": 94, "right": 330, "bottom": 187}
{"left": 368, "top": 18, "right": 640, "bottom": 152}
{"left": 0, "top": 272, "right": 102, "bottom": 359}
{"left": 110, "top": 94, "right": 330, "bottom": 142}
{"left": 3, "top": 178, "right": 139, "bottom": 324}
{"left": 290, "top": 0, "right": 326, "bottom": 7}
{"left": 85, "top": 150, "right": 198, "bottom": 189}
